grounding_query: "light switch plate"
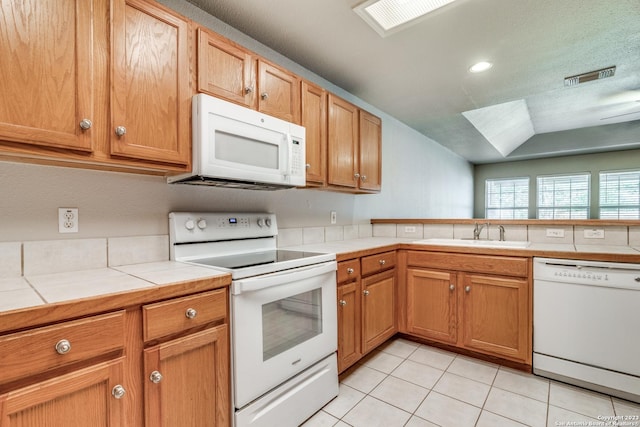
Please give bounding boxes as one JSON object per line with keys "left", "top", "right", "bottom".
{"left": 546, "top": 228, "right": 565, "bottom": 238}
{"left": 584, "top": 228, "right": 605, "bottom": 239}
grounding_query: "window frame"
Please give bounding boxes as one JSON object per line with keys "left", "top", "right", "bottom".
{"left": 536, "top": 173, "right": 591, "bottom": 219}
{"left": 599, "top": 169, "right": 640, "bottom": 219}
{"left": 484, "top": 177, "right": 530, "bottom": 219}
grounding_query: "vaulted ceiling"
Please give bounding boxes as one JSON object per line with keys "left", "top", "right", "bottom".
{"left": 188, "top": 0, "right": 640, "bottom": 164}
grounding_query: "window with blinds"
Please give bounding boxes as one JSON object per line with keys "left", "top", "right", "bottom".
{"left": 485, "top": 177, "right": 529, "bottom": 219}
{"left": 599, "top": 170, "right": 640, "bottom": 219}
{"left": 537, "top": 174, "right": 590, "bottom": 219}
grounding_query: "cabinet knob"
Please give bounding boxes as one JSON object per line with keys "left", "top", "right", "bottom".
{"left": 354, "top": 173, "right": 360, "bottom": 179}
{"left": 465, "top": 286, "right": 471, "bottom": 293}
{"left": 363, "top": 290, "right": 370, "bottom": 296}
{"left": 185, "top": 308, "right": 197, "bottom": 319}
{"left": 379, "top": 259, "right": 386, "bottom": 266}
{"left": 55, "top": 339, "right": 71, "bottom": 355}
{"left": 149, "top": 370, "right": 163, "bottom": 384}
{"left": 261, "top": 92, "right": 268, "bottom": 100}
{"left": 449, "top": 284, "right": 455, "bottom": 291}
{"left": 79, "top": 119, "right": 92, "bottom": 130}
{"left": 361, "top": 175, "right": 367, "bottom": 182}
{"left": 245, "top": 86, "right": 253, "bottom": 94}
{"left": 305, "top": 163, "right": 311, "bottom": 170}
{"left": 112, "top": 385, "right": 126, "bottom": 399}
{"left": 347, "top": 268, "right": 354, "bottom": 274}
{"left": 339, "top": 300, "right": 347, "bottom": 306}
{"left": 115, "top": 126, "right": 126, "bottom": 137}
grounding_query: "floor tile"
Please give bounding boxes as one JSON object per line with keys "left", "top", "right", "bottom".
{"left": 333, "top": 422, "right": 350, "bottom": 427}
{"left": 301, "top": 410, "right": 339, "bottom": 427}
{"left": 494, "top": 367, "right": 550, "bottom": 402}
{"left": 361, "top": 350, "right": 405, "bottom": 374}
{"left": 613, "top": 397, "right": 640, "bottom": 416}
{"left": 432, "top": 372, "right": 491, "bottom": 407}
{"left": 322, "top": 384, "right": 365, "bottom": 419}
{"left": 476, "top": 410, "right": 528, "bottom": 427}
{"left": 340, "top": 365, "right": 387, "bottom": 394}
{"left": 404, "top": 416, "right": 440, "bottom": 427}
{"left": 414, "top": 391, "right": 481, "bottom": 427}
{"left": 408, "top": 345, "right": 456, "bottom": 370}
{"left": 370, "top": 375, "right": 429, "bottom": 413}
{"left": 377, "top": 338, "right": 419, "bottom": 359}
{"left": 547, "top": 405, "right": 599, "bottom": 426}
{"left": 484, "top": 387, "right": 548, "bottom": 427}
{"left": 342, "top": 396, "right": 411, "bottom": 427}
{"left": 549, "top": 382, "right": 614, "bottom": 419}
{"left": 390, "top": 359, "right": 444, "bottom": 389}
{"left": 446, "top": 356, "right": 498, "bottom": 385}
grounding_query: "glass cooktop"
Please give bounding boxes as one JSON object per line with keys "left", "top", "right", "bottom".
{"left": 190, "top": 250, "right": 327, "bottom": 270}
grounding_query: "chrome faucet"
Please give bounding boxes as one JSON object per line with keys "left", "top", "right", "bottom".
{"left": 498, "top": 225, "right": 505, "bottom": 241}
{"left": 473, "top": 222, "right": 490, "bottom": 240}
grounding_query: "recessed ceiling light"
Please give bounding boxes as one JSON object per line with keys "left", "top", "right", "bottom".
{"left": 354, "top": 0, "right": 458, "bottom": 37}
{"left": 469, "top": 61, "right": 493, "bottom": 73}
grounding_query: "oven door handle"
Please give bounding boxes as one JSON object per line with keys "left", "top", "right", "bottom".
{"left": 231, "top": 261, "right": 337, "bottom": 295}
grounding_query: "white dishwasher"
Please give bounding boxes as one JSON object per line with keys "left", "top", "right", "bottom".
{"left": 533, "top": 257, "right": 640, "bottom": 403}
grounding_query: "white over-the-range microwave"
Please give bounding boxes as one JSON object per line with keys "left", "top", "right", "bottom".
{"left": 168, "top": 94, "right": 306, "bottom": 190}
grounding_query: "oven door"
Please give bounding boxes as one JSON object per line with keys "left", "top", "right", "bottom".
{"left": 231, "top": 261, "right": 337, "bottom": 409}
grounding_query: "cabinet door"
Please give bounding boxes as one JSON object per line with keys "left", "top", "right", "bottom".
{"left": 144, "top": 325, "right": 230, "bottom": 427}
{"left": 362, "top": 269, "right": 396, "bottom": 353}
{"left": 337, "top": 281, "right": 361, "bottom": 373}
{"left": 301, "top": 81, "right": 327, "bottom": 186}
{"left": 197, "top": 29, "right": 256, "bottom": 108}
{"left": 0, "top": 0, "right": 93, "bottom": 152}
{"left": 461, "top": 274, "right": 529, "bottom": 362}
{"left": 406, "top": 269, "right": 457, "bottom": 344}
{"left": 0, "top": 358, "right": 125, "bottom": 427}
{"left": 359, "top": 110, "right": 382, "bottom": 192}
{"left": 111, "top": 0, "right": 190, "bottom": 167}
{"left": 257, "top": 60, "right": 300, "bottom": 123}
{"left": 327, "top": 94, "right": 359, "bottom": 189}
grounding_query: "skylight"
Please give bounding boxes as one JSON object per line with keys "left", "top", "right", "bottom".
{"left": 354, "top": 0, "right": 458, "bottom": 37}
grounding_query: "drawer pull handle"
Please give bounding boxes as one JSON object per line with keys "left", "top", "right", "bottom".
{"left": 363, "top": 290, "right": 370, "bottom": 296}
{"left": 185, "top": 308, "right": 198, "bottom": 319}
{"left": 465, "top": 286, "right": 471, "bottom": 293}
{"left": 339, "top": 300, "right": 347, "bottom": 306}
{"left": 79, "top": 118, "right": 92, "bottom": 130}
{"left": 347, "top": 268, "right": 354, "bottom": 274}
{"left": 112, "top": 385, "right": 126, "bottom": 399}
{"left": 55, "top": 339, "right": 71, "bottom": 355}
{"left": 379, "top": 259, "right": 386, "bottom": 265}
{"left": 449, "top": 284, "right": 455, "bottom": 291}
{"left": 150, "top": 370, "right": 163, "bottom": 384}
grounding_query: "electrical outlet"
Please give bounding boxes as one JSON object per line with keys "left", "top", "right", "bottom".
{"left": 404, "top": 226, "right": 416, "bottom": 233}
{"left": 58, "top": 208, "right": 78, "bottom": 233}
{"left": 330, "top": 211, "right": 337, "bottom": 224}
{"left": 584, "top": 228, "right": 605, "bottom": 239}
{"left": 546, "top": 228, "right": 565, "bottom": 238}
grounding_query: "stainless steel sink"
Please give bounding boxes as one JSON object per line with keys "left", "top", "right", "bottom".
{"left": 413, "top": 238, "right": 531, "bottom": 248}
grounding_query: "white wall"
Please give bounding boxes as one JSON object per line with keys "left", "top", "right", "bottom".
{"left": 0, "top": 0, "right": 473, "bottom": 243}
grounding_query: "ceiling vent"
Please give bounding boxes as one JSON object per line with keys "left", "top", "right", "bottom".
{"left": 564, "top": 66, "right": 616, "bottom": 87}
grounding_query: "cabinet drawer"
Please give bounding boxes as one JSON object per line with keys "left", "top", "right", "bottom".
{"left": 0, "top": 311, "right": 125, "bottom": 385}
{"left": 406, "top": 251, "right": 529, "bottom": 278}
{"left": 361, "top": 251, "right": 396, "bottom": 276}
{"left": 337, "top": 259, "right": 360, "bottom": 284}
{"left": 143, "top": 289, "right": 227, "bottom": 342}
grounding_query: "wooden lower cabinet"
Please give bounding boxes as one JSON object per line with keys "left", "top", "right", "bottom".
{"left": 337, "top": 281, "right": 362, "bottom": 373}
{"left": 403, "top": 251, "right": 531, "bottom": 365}
{"left": 0, "top": 358, "right": 126, "bottom": 427}
{"left": 362, "top": 269, "right": 396, "bottom": 353}
{"left": 143, "top": 325, "right": 229, "bottom": 427}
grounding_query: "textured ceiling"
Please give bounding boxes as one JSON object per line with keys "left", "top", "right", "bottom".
{"left": 187, "top": 0, "right": 640, "bottom": 164}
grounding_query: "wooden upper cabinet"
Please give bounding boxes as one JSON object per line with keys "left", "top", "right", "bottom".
{"left": 0, "top": 0, "right": 94, "bottom": 152}
{"left": 301, "top": 81, "right": 327, "bottom": 186}
{"left": 257, "top": 60, "right": 301, "bottom": 123}
{"left": 110, "top": 0, "right": 190, "bottom": 167}
{"left": 328, "top": 94, "right": 359, "bottom": 189}
{"left": 197, "top": 28, "right": 256, "bottom": 109}
{"left": 359, "top": 110, "right": 382, "bottom": 192}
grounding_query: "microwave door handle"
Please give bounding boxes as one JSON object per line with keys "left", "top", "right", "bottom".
{"left": 231, "top": 261, "right": 336, "bottom": 295}
{"left": 286, "top": 133, "right": 293, "bottom": 178}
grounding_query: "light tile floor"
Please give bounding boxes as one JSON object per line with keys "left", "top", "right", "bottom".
{"left": 302, "top": 337, "right": 640, "bottom": 427}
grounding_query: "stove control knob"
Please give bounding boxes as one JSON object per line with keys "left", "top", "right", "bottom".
{"left": 197, "top": 219, "right": 207, "bottom": 229}
{"left": 185, "top": 219, "right": 195, "bottom": 230}
{"left": 257, "top": 218, "right": 265, "bottom": 227}
{"left": 265, "top": 218, "right": 272, "bottom": 227}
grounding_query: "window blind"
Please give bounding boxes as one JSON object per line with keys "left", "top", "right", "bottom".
{"left": 485, "top": 177, "right": 529, "bottom": 219}
{"left": 537, "top": 174, "right": 590, "bottom": 219}
{"left": 599, "top": 170, "right": 640, "bottom": 219}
